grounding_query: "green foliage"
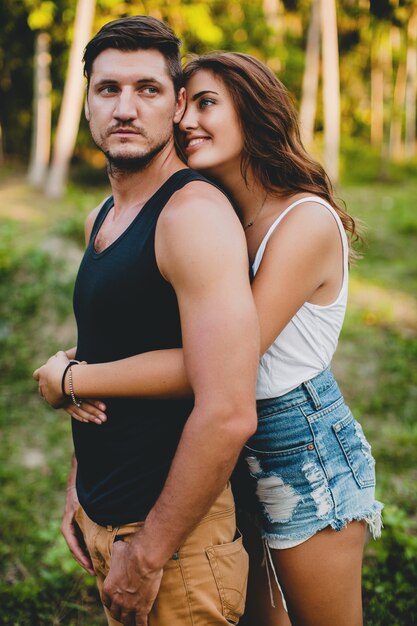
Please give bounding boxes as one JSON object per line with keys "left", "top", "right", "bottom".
{"left": 363, "top": 506, "right": 417, "bottom": 625}
{"left": 53, "top": 213, "right": 86, "bottom": 248}
{"left": 334, "top": 175, "right": 417, "bottom": 625}
{"left": 26, "top": 1, "right": 56, "bottom": 30}
{"left": 0, "top": 245, "right": 72, "bottom": 387}
{"left": 181, "top": 4, "right": 223, "bottom": 46}
{"left": 0, "top": 210, "right": 105, "bottom": 623}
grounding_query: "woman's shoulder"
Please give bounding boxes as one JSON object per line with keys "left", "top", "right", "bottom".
{"left": 269, "top": 194, "right": 340, "bottom": 241}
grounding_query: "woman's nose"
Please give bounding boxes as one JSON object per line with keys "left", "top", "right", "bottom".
{"left": 179, "top": 106, "right": 198, "bottom": 131}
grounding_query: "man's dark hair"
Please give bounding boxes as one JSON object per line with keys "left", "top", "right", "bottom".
{"left": 83, "top": 15, "right": 183, "bottom": 93}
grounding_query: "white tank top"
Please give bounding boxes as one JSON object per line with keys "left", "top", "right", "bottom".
{"left": 254, "top": 196, "right": 349, "bottom": 400}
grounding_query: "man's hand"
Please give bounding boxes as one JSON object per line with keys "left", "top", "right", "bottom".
{"left": 102, "top": 538, "right": 163, "bottom": 626}
{"left": 33, "top": 351, "right": 70, "bottom": 408}
{"left": 61, "top": 486, "right": 95, "bottom": 576}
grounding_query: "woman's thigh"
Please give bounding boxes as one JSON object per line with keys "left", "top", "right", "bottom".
{"left": 238, "top": 512, "right": 291, "bottom": 626}
{"left": 272, "top": 520, "right": 367, "bottom": 626}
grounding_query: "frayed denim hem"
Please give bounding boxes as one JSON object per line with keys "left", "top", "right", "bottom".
{"left": 263, "top": 501, "right": 384, "bottom": 550}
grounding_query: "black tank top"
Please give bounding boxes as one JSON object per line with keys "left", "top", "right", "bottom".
{"left": 72, "top": 169, "right": 217, "bottom": 525}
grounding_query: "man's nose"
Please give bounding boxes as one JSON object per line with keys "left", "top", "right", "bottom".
{"left": 114, "top": 89, "right": 137, "bottom": 121}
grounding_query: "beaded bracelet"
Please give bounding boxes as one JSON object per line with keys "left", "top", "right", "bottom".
{"left": 68, "top": 364, "right": 82, "bottom": 408}
{"left": 61, "top": 359, "right": 80, "bottom": 398}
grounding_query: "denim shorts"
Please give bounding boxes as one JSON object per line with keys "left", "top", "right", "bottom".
{"left": 233, "top": 368, "right": 383, "bottom": 549}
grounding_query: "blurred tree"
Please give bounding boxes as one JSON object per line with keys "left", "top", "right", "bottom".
{"left": 320, "top": 0, "right": 340, "bottom": 182}
{"left": 0, "top": 124, "right": 3, "bottom": 166}
{"left": 263, "top": 0, "right": 285, "bottom": 72}
{"left": 0, "top": 0, "right": 35, "bottom": 158}
{"left": 405, "top": 2, "right": 417, "bottom": 157}
{"left": 26, "top": 1, "right": 55, "bottom": 187}
{"left": 371, "top": 23, "right": 385, "bottom": 148}
{"left": 389, "top": 24, "right": 406, "bottom": 160}
{"left": 28, "top": 31, "right": 51, "bottom": 187}
{"left": 299, "top": 0, "right": 320, "bottom": 147}
{"left": 45, "top": 0, "right": 96, "bottom": 198}
{"left": 1, "top": 0, "right": 416, "bottom": 182}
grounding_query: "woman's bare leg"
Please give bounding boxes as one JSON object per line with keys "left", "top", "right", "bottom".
{"left": 239, "top": 512, "right": 291, "bottom": 626}
{"left": 271, "top": 521, "right": 367, "bottom": 626}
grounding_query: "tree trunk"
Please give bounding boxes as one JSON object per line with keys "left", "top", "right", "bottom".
{"left": 45, "top": 0, "right": 96, "bottom": 198}
{"left": 263, "top": 0, "right": 284, "bottom": 71}
{"left": 371, "top": 32, "right": 384, "bottom": 147}
{"left": 263, "top": 0, "right": 284, "bottom": 42}
{"left": 389, "top": 55, "right": 406, "bottom": 160}
{"left": 379, "top": 28, "right": 393, "bottom": 177}
{"left": 299, "top": 0, "right": 321, "bottom": 147}
{"left": 320, "top": 0, "right": 340, "bottom": 183}
{"left": 28, "top": 31, "right": 51, "bottom": 187}
{"left": 405, "top": 8, "right": 417, "bottom": 158}
{"left": 0, "top": 121, "right": 4, "bottom": 166}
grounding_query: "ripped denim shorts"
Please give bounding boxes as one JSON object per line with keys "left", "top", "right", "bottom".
{"left": 233, "top": 368, "right": 383, "bottom": 549}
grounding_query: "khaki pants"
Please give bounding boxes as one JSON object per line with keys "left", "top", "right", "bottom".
{"left": 76, "top": 484, "right": 248, "bottom": 625}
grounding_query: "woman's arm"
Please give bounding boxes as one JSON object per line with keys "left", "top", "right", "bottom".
{"left": 36, "top": 201, "right": 342, "bottom": 420}
{"left": 33, "top": 348, "right": 191, "bottom": 412}
{"left": 251, "top": 201, "right": 344, "bottom": 355}
{"left": 69, "top": 349, "right": 191, "bottom": 399}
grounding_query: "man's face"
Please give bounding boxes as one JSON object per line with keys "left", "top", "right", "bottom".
{"left": 85, "top": 48, "right": 185, "bottom": 172}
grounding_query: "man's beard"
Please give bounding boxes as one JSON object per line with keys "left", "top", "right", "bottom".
{"left": 102, "top": 135, "right": 171, "bottom": 176}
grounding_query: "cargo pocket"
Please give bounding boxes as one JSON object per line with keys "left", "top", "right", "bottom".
{"left": 205, "top": 530, "right": 249, "bottom": 624}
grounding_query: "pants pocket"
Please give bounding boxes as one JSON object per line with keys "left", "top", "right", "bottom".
{"left": 333, "top": 412, "right": 376, "bottom": 488}
{"left": 205, "top": 531, "right": 249, "bottom": 624}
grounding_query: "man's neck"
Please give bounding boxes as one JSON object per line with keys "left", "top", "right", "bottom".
{"left": 109, "top": 143, "right": 186, "bottom": 216}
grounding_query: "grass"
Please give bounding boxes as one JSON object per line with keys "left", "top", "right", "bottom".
{"left": 0, "top": 165, "right": 416, "bottom": 624}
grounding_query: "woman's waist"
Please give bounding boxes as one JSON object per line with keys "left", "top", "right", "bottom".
{"left": 256, "top": 367, "right": 341, "bottom": 418}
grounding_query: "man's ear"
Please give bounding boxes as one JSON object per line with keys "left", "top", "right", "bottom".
{"left": 84, "top": 90, "right": 90, "bottom": 122}
{"left": 173, "top": 87, "right": 186, "bottom": 123}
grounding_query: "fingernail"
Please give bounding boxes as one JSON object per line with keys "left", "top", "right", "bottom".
{"left": 99, "top": 403, "right": 106, "bottom": 410}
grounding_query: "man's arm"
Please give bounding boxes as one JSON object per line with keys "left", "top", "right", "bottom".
{"left": 61, "top": 456, "right": 95, "bottom": 575}
{"left": 102, "top": 182, "right": 259, "bottom": 625}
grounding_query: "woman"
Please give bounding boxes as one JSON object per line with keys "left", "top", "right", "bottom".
{"left": 35, "top": 52, "right": 382, "bottom": 626}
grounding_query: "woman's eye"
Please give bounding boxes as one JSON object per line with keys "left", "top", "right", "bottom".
{"left": 199, "top": 98, "right": 215, "bottom": 108}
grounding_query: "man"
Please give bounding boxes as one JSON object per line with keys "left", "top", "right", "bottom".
{"left": 34, "top": 16, "right": 259, "bottom": 626}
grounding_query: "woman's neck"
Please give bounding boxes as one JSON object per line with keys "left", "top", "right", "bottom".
{"left": 214, "top": 168, "right": 269, "bottom": 227}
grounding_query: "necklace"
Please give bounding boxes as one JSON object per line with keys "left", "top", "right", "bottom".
{"left": 243, "top": 193, "right": 268, "bottom": 230}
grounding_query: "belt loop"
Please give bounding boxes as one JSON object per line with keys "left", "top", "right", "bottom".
{"left": 303, "top": 379, "right": 321, "bottom": 410}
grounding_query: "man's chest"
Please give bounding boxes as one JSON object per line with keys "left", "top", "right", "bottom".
{"left": 93, "top": 206, "right": 145, "bottom": 254}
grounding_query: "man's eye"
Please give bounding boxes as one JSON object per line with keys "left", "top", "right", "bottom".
{"left": 143, "top": 87, "right": 158, "bottom": 95}
{"left": 100, "top": 86, "right": 118, "bottom": 94}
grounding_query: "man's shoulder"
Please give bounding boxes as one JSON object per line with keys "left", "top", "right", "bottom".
{"left": 84, "top": 196, "right": 111, "bottom": 245}
{"left": 156, "top": 172, "right": 246, "bottom": 276}
{"left": 86, "top": 196, "right": 111, "bottom": 222}
{"left": 163, "top": 174, "right": 234, "bottom": 222}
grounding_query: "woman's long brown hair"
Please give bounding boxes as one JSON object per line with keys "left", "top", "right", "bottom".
{"left": 184, "top": 52, "right": 360, "bottom": 260}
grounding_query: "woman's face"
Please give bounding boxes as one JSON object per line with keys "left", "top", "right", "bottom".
{"left": 179, "top": 70, "right": 244, "bottom": 179}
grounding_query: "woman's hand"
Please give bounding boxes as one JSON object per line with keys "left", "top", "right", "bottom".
{"left": 33, "top": 352, "right": 107, "bottom": 423}
{"left": 33, "top": 351, "right": 71, "bottom": 408}
{"left": 64, "top": 399, "right": 107, "bottom": 425}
